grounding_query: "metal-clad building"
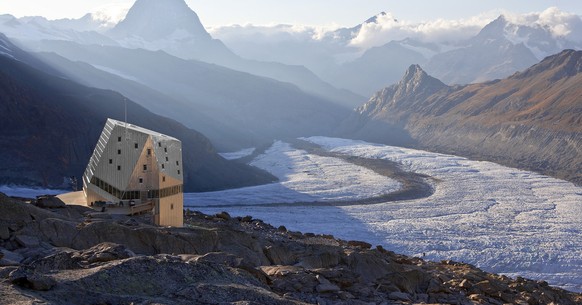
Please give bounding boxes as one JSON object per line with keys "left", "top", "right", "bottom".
{"left": 83, "top": 118, "right": 184, "bottom": 227}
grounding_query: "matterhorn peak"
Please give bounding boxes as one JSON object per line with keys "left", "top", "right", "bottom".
{"left": 109, "top": 0, "right": 210, "bottom": 41}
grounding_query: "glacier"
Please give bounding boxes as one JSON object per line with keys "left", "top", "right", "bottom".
{"left": 188, "top": 137, "right": 582, "bottom": 292}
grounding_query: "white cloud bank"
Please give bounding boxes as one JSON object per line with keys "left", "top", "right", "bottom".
{"left": 213, "top": 7, "right": 582, "bottom": 50}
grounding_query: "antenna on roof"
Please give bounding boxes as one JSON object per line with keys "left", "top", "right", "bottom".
{"left": 124, "top": 97, "right": 128, "bottom": 139}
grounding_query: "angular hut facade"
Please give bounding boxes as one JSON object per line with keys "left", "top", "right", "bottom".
{"left": 83, "top": 118, "right": 184, "bottom": 227}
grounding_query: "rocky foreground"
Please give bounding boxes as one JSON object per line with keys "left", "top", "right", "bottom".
{"left": 1, "top": 193, "right": 581, "bottom": 305}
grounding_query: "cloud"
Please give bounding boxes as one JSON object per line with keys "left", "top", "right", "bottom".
{"left": 503, "top": 7, "right": 582, "bottom": 40}
{"left": 209, "top": 23, "right": 341, "bottom": 43}
{"left": 211, "top": 8, "right": 582, "bottom": 52}
{"left": 90, "top": 3, "right": 131, "bottom": 27}
{"left": 348, "top": 12, "right": 497, "bottom": 49}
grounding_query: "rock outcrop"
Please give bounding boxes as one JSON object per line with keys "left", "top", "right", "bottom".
{"left": 1, "top": 192, "right": 581, "bottom": 304}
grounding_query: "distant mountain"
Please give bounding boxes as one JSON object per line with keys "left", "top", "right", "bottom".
{"left": 32, "top": 40, "right": 350, "bottom": 151}
{"left": 328, "top": 40, "right": 428, "bottom": 96}
{"left": 0, "top": 14, "right": 117, "bottom": 46}
{"left": 0, "top": 37, "right": 274, "bottom": 191}
{"left": 105, "top": 0, "right": 362, "bottom": 107}
{"left": 343, "top": 50, "right": 582, "bottom": 185}
{"left": 424, "top": 16, "right": 539, "bottom": 84}
{"left": 108, "top": 0, "right": 234, "bottom": 63}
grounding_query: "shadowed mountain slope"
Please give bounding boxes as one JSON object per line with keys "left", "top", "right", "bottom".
{"left": 0, "top": 39, "right": 274, "bottom": 191}
{"left": 32, "top": 40, "right": 351, "bottom": 151}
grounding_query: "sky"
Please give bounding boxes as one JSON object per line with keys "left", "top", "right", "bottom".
{"left": 1, "top": 0, "right": 581, "bottom": 27}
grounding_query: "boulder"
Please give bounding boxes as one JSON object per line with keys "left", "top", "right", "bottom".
{"left": 15, "top": 235, "right": 40, "bottom": 248}
{"left": 0, "top": 249, "right": 23, "bottom": 266}
{"left": 35, "top": 196, "right": 66, "bottom": 209}
{"left": 264, "top": 244, "right": 296, "bottom": 265}
{"left": 315, "top": 275, "right": 340, "bottom": 293}
{"left": 74, "top": 242, "right": 136, "bottom": 264}
{"left": 347, "top": 240, "right": 372, "bottom": 249}
{"left": 9, "top": 268, "right": 56, "bottom": 291}
{"left": 215, "top": 211, "right": 231, "bottom": 221}
{"left": 389, "top": 291, "right": 411, "bottom": 301}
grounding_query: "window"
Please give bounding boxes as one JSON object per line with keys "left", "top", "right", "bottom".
{"left": 109, "top": 159, "right": 113, "bottom": 164}
{"left": 164, "top": 147, "right": 167, "bottom": 153}
{"left": 162, "top": 164, "right": 165, "bottom": 169}
{"left": 118, "top": 136, "right": 121, "bottom": 142}
{"left": 134, "top": 143, "right": 138, "bottom": 149}
{"left": 165, "top": 157, "right": 169, "bottom": 162}
{"left": 117, "top": 149, "right": 121, "bottom": 155}
{"left": 176, "top": 161, "right": 179, "bottom": 166}
{"left": 158, "top": 142, "right": 162, "bottom": 147}
{"left": 147, "top": 149, "right": 151, "bottom": 155}
{"left": 139, "top": 178, "right": 143, "bottom": 184}
{"left": 177, "top": 170, "right": 181, "bottom": 175}
{"left": 143, "top": 165, "right": 147, "bottom": 171}
{"left": 162, "top": 176, "right": 166, "bottom": 182}
{"left": 171, "top": 204, "right": 174, "bottom": 210}
{"left": 117, "top": 165, "right": 121, "bottom": 171}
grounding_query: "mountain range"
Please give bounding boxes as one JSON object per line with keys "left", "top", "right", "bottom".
{"left": 342, "top": 49, "right": 582, "bottom": 185}
{"left": 0, "top": 34, "right": 274, "bottom": 191}
{"left": 213, "top": 9, "right": 582, "bottom": 96}
{"left": 0, "top": 1, "right": 581, "bottom": 189}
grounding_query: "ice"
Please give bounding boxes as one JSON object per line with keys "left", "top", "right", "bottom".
{"left": 186, "top": 141, "right": 401, "bottom": 206}
{"left": 190, "top": 137, "right": 582, "bottom": 292}
{"left": 218, "top": 147, "right": 255, "bottom": 160}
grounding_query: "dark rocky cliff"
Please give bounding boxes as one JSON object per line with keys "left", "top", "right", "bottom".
{"left": 1, "top": 193, "right": 581, "bottom": 304}
{"left": 344, "top": 50, "right": 582, "bottom": 185}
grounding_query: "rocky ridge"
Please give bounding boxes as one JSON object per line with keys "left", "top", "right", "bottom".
{"left": 343, "top": 49, "right": 582, "bottom": 185}
{"left": 1, "top": 193, "right": 581, "bottom": 304}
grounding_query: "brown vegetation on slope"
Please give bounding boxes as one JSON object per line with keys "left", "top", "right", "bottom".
{"left": 345, "top": 50, "right": 582, "bottom": 184}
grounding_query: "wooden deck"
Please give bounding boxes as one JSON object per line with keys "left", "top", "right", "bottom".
{"left": 58, "top": 191, "right": 154, "bottom": 216}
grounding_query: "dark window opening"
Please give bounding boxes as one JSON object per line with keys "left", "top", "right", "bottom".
{"left": 158, "top": 142, "right": 162, "bottom": 147}
{"left": 109, "top": 159, "right": 113, "bottom": 164}
{"left": 143, "top": 165, "right": 147, "bottom": 171}
{"left": 165, "top": 157, "right": 169, "bottom": 162}
{"left": 147, "top": 148, "right": 151, "bottom": 155}
{"left": 176, "top": 161, "right": 179, "bottom": 166}
{"left": 162, "top": 176, "right": 166, "bottom": 182}
{"left": 171, "top": 204, "right": 174, "bottom": 210}
{"left": 162, "top": 164, "right": 165, "bottom": 169}
{"left": 117, "top": 165, "right": 121, "bottom": 171}
{"left": 177, "top": 170, "right": 181, "bottom": 175}
{"left": 117, "top": 149, "right": 121, "bottom": 155}
{"left": 139, "top": 178, "right": 143, "bottom": 183}
{"left": 164, "top": 147, "right": 167, "bottom": 153}
{"left": 118, "top": 136, "right": 121, "bottom": 142}
{"left": 134, "top": 143, "right": 138, "bottom": 149}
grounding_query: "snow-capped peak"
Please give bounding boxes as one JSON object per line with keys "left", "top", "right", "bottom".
{"left": 110, "top": 0, "right": 210, "bottom": 41}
